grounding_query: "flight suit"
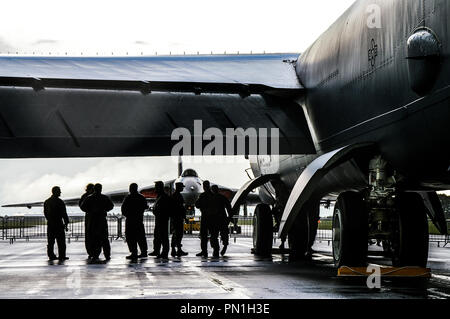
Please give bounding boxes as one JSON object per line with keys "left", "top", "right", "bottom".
{"left": 44, "top": 195, "right": 69, "bottom": 259}
{"left": 79, "top": 192, "right": 93, "bottom": 257}
{"left": 170, "top": 191, "right": 186, "bottom": 250}
{"left": 211, "top": 193, "right": 233, "bottom": 247}
{"left": 122, "top": 192, "right": 149, "bottom": 256}
{"left": 195, "top": 191, "right": 217, "bottom": 254}
{"left": 81, "top": 193, "right": 114, "bottom": 259}
{"left": 152, "top": 193, "right": 172, "bottom": 258}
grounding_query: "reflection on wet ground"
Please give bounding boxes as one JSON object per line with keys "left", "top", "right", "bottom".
{"left": 0, "top": 238, "right": 449, "bottom": 299}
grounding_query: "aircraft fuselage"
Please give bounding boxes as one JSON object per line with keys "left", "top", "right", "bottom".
{"left": 252, "top": 0, "right": 450, "bottom": 200}
{"left": 175, "top": 175, "right": 203, "bottom": 208}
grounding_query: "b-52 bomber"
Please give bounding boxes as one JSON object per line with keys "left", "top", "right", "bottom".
{"left": 0, "top": 0, "right": 448, "bottom": 268}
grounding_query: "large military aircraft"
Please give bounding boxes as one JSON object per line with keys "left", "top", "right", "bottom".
{"left": 0, "top": 0, "right": 448, "bottom": 268}
{"left": 3, "top": 157, "right": 258, "bottom": 215}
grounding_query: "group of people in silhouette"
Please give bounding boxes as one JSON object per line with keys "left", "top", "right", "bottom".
{"left": 44, "top": 180, "right": 234, "bottom": 262}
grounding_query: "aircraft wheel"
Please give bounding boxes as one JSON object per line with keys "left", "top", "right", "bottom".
{"left": 332, "top": 192, "right": 368, "bottom": 267}
{"left": 392, "top": 192, "right": 429, "bottom": 267}
{"left": 288, "top": 210, "right": 310, "bottom": 260}
{"left": 253, "top": 204, "right": 273, "bottom": 256}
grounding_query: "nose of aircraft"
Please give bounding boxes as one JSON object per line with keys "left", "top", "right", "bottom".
{"left": 181, "top": 179, "right": 201, "bottom": 205}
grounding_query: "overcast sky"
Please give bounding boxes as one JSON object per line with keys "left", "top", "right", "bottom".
{"left": 16, "top": 0, "right": 448, "bottom": 206}
{"left": 0, "top": 0, "right": 355, "bottom": 55}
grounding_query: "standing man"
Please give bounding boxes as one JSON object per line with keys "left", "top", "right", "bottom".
{"left": 170, "top": 182, "right": 188, "bottom": 257}
{"left": 149, "top": 181, "right": 172, "bottom": 259}
{"left": 195, "top": 180, "right": 215, "bottom": 258}
{"left": 121, "top": 183, "right": 149, "bottom": 260}
{"left": 211, "top": 185, "right": 233, "bottom": 256}
{"left": 44, "top": 186, "right": 69, "bottom": 261}
{"left": 79, "top": 183, "right": 94, "bottom": 259}
{"left": 81, "top": 183, "right": 114, "bottom": 261}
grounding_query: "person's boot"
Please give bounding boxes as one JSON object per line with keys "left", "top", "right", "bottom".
{"left": 90, "top": 256, "right": 100, "bottom": 263}
{"left": 196, "top": 251, "right": 207, "bottom": 258}
{"left": 177, "top": 249, "right": 188, "bottom": 257}
{"left": 171, "top": 247, "right": 177, "bottom": 257}
{"left": 148, "top": 251, "right": 159, "bottom": 256}
{"left": 220, "top": 245, "right": 227, "bottom": 256}
{"left": 137, "top": 252, "right": 148, "bottom": 258}
{"left": 47, "top": 245, "right": 57, "bottom": 261}
{"left": 213, "top": 249, "right": 219, "bottom": 258}
{"left": 126, "top": 254, "right": 138, "bottom": 260}
{"left": 158, "top": 253, "right": 169, "bottom": 260}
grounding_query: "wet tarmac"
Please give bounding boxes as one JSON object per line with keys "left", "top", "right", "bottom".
{"left": 0, "top": 238, "right": 449, "bottom": 299}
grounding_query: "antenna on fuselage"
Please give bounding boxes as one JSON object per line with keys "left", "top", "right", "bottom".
{"left": 178, "top": 155, "right": 183, "bottom": 177}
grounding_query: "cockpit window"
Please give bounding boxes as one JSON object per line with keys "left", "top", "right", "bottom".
{"left": 182, "top": 169, "right": 198, "bottom": 177}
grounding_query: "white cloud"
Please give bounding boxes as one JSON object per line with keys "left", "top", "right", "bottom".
{"left": 0, "top": 156, "right": 250, "bottom": 204}
{"left": 0, "top": 0, "right": 355, "bottom": 55}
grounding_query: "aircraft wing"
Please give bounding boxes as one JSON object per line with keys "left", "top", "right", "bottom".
{"left": 214, "top": 184, "right": 260, "bottom": 205}
{"left": 0, "top": 54, "right": 316, "bottom": 158}
{"left": 2, "top": 201, "right": 45, "bottom": 209}
{"left": 2, "top": 195, "right": 88, "bottom": 208}
{"left": 2, "top": 196, "right": 84, "bottom": 209}
{"left": 0, "top": 54, "right": 301, "bottom": 92}
{"left": 2, "top": 180, "right": 175, "bottom": 208}
{"left": 95, "top": 180, "right": 176, "bottom": 207}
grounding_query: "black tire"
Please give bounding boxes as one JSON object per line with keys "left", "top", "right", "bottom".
{"left": 288, "top": 210, "right": 310, "bottom": 260}
{"left": 253, "top": 204, "right": 273, "bottom": 256}
{"left": 392, "top": 192, "right": 429, "bottom": 267}
{"left": 332, "top": 192, "right": 368, "bottom": 267}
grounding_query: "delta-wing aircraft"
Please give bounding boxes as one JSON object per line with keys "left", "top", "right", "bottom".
{"left": 3, "top": 157, "right": 259, "bottom": 215}
{"left": 0, "top": 0, "right": 449, "bottom": 268}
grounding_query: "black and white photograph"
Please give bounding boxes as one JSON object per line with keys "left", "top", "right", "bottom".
{"left": 0, "top": 0, "right": 449, "bottom": 315}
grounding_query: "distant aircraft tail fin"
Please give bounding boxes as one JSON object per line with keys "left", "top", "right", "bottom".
{"left": 178, "top": 156, "right": 183, "bottom": 177}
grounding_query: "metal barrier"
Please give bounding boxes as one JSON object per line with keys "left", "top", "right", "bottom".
{"left": 0, "top": 215, "right": 448, "bottom": 247}
{"left": 143, "top": 215, "right": 156, "bottom": 236}
{"left": 1, "top": 217, "right": 4, "bottom": 240}
{"left": 429, "top": 219, "right": 450, "bottom": 247}
{"left": 2, "top": 216, "right": 48, "bottom": 241}
{"left": 316, "top": 218, "right": 333, "bottom": 244}
{"left": 313, "top": 218, "right": 450, "bottom": 247}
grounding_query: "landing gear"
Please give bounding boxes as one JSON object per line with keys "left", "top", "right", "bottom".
{"left": 331, "top": 190, "right": 429, "bottom": 268}
{"left": 332, "top": 192, "right": 368, "bottom": 267}
{"left": 253, "top": 204, "right": 273, "bottom": 256}
{"left": 391, "top": 192, "right": 429, "bottom": 267}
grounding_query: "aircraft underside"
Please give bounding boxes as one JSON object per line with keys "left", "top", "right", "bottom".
{"left": 237, "top": 144, "right": 447, "bottom": 268}
{"left": 239, "top": 0, "right": 450, "bottom": 268}
{"left": 239, "top": 79, "right": 450, "bottom": 268}
{"left": 0, "top": 0, "right": 448, "bottom": 271}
